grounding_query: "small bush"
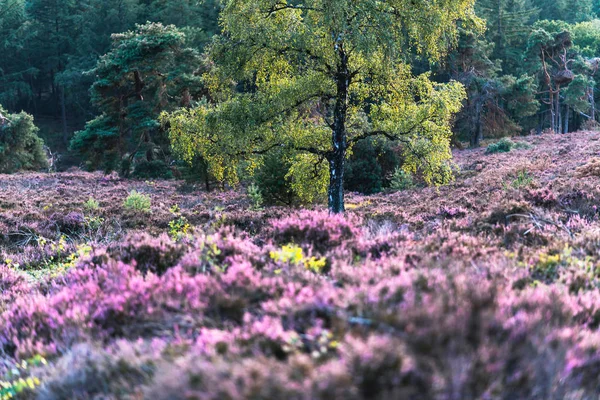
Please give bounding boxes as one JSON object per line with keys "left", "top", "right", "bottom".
{"left": 168, "top": 205, "right": 190, "bottom": 240}
{"left": 270, "top": 211, "right": 359, "bottom": 253}
{"left": 486, "top": 137, "right": 514, "bottom": 154}
{"left": 83, "top": 197, "right": 100, "bottom": 212}
{"left": 132, "top": 160, "right": 173, "bottom": 180}
{"left": 254, "top": 151, "right": 296, "bottom": 206}
{"left": 247, "top": 183, "right": 264, "bottom": 211}
{"left": 504, "top": 169, "right": 534, "bottom": 190}
{"left": 390, "top": 168, "right": 415, "bottom": 191}
{"left": 576, "top": 158, "right": 600, "bottom": 178}
{"left": 345, "top": 138, "right": 400, "bottom": 194}
{"left": 486, "top": 137, "right": 531, "bottom": 154}
{"left": 0, "top": 105, "right": 48, "bottom": 173}
{"left": 123, "top": 190, "right": 151, "bottom": 213}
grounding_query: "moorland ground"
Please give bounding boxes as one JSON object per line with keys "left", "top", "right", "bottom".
{"left": 2, "top": 132, "right": 600, "bottom": 398}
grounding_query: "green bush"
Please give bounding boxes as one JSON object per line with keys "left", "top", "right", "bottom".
{"left": 390, "top": 168, "right": 415, "bottom": 191}
{"left": 0, "top": 105, "right": 48, "bottom": 173}
{"left": 83, "top": 197, "right": 100, "bottom": 212}
{"left": 254, "top": 151, "right": 297, "bottom": 206}
{"left": 345, "top": 138, "right": 400, "bottom": 194}
{"left": 486, "top": 137, "right": 514, "bottom": 154}
{"left": 132, "top": 160, "right": 173, "bottom": 180}
{"left": 123, "top": 191, "right": 151, "bottom": 213}
{"left": 247, "top": 183, "right": 264, "bottom": 210}
{"left": 486, "top": 138, "right": 532, "bottom": 154}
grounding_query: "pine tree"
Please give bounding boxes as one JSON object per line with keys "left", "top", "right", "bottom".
{"left": 71, "top": 22, "right": 202, "bottom": 173}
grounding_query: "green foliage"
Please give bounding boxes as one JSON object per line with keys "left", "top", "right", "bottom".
{"left": 254, "top": 151, "right": 296, "bottom": 206}
{"left": 504, "top": 169, "right": 535, "bottom": 189}
{"left": 0, "top": 106, "right": 48, "bottom": 173}
{"left": 345, "top": 138, "right": 400, "bottom": 195}
{"left": 0, "top": 355, "right": 46, "bottom": 400}
{"left": 164, "top": 0, "right": 475, "bottom": 212}
{"left": 390, "top": 168, "right": 416, "bottom": 192}
{"left": 285, "top": 154, "right": 329, "bottom": 205}
{"left": 123, "top": 190, "right": 151, "bottom": 213}
{"left": 246, "top": 183, "right": 264, "bottom": 211}
{"left": 24, "top": 237, "right": 93, "bottom": 280}
{"left": 83, "top": 197, "right": 100, "bottom": 212}
{"left": 71, "top": 22, "right": 202, "bottom": 172}
{"left": 0, "top": 0, "right": 221, "bottom": 162}
{"left": 132, "top": 160, "right": 173, "bottom": 180}
{"left": 486, "top": 137, "right": 532, "bottom": 154}
{"left": 168, "top": 205, "right": 190, "bottom": 240}
{"left": 487, "top": 137, "right": 517, "bottom": 154}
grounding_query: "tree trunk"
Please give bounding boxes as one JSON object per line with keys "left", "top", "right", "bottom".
{"left": 549, "top": 91, "right": 556, "bottom": 133}
{"left": 328, "top": 45, "right": 349, "bottom": 214}
{"left": 564, "top": 105, "right": 569, "bottom": 134}
{"left": 60, "top": 86, "right": 69, "bottom": 145}
{"left": 472, "top": 99, "right": 483, "bottom": 147}
{"left": 591, "top": 85, "right": 596, "bottom": 122}
{"left": 555, "top": 88, "right": 561, "bottom": 133}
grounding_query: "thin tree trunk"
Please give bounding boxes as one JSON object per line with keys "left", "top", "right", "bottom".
{"left": 556, "top": 88, "right": 561, "bottom": 133}
{"left": 591, "top": 86, "right": 596, "bottom": 122}
{"left": 549, "top": 91, "right": 556, "bottom": 133}
{"left": 564, "top": 105, "right": 569, "bottom": 133}
{"left": 60, "top": 86, "right": 69, "bottom": 145}
{"left": 328, "top": 45, "right": 349, "bottom": 214}
{"left": 469, "top": 98, "right": 483, "bottom": 148}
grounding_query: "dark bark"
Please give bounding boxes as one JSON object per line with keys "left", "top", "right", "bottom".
{"left": 60, "top": 85, "right": 69, "bottom": 145}
{"left": 556, "top": 87, "right": 561, "bottom": 133}
{"left": 327, "top": 44, "right": 349, "bottom": 214}
{"left": 470, "top": 99, "right": 483, "bottom": 147}
{"left": 591, "top": 86, "right": 596, "bottom": 122}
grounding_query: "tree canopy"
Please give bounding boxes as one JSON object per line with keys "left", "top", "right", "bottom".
{"left": 71, "top": 22, "right": 202, "bottom": 173}
{"left": 0, "top": 105, "right": 47, "bottom": 173}
{"left": 165, "top": 0, "right": 477, "bottom": 212}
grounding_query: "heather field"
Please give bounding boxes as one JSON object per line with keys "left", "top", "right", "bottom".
{"left": 4, "top": 132, "right": 600, "bottom": 399}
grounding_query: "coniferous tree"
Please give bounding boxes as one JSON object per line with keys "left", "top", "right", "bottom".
{"left": 71, "top": 22, "right": 202, "bottom": 173}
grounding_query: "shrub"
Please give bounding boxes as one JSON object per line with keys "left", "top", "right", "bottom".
{"left": 576, "top": 158, "right": 600, "bottom": 178}
{"left": 132, "top": 160, "right": 173, "bottom": 180}
{"left": 345, "top": 138, "right": 400, "bottom": 194}
{"left": 247, "top": 183, "right": 264, "bottom": 211}
{"left": 123, "top": 190, "right": 151, "bottom": 213}
{"left": 270, "top": 244, "right": 327, "bottom": 274}
{"left": 486, "top": 137, "right": 514, "bottom": 154}
{"left": 168, "top": 205, "right": 190, "bottom": 240}
{"left": 108, "top": 233, "right": 185, "bottom": 275}
{"left": 504, "top": 169, "right": 534, "bottom": 189}
{"left": 0, "top": 105, "right": 48, "bottom": 173}
{"left": 83, "top": 197, "right": 100, "bottom": 212}
{"left": 254, "top": 151, "right": 296, "bottom": 206}
{"left": 390, "top": 168, "right": 415, "bottom": 191}
{"left": 270, "top": 211, "right": 359, "bottom": 253}
{"left": 486, "top": 137, "right": 531, "bottom": 154}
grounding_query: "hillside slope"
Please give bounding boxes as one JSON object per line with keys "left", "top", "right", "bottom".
{"left": 1, "top": 132, "right": 600, "bottom": 398}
